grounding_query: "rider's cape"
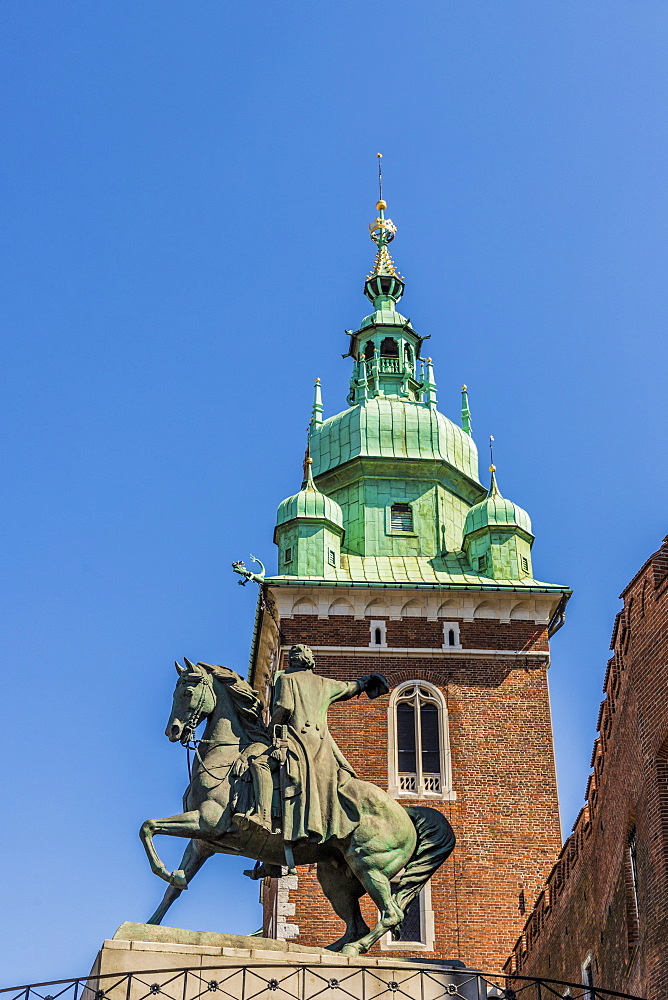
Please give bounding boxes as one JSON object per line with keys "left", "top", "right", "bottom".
{"left": 272, "top": 669, "right": 361, "bottom": 844}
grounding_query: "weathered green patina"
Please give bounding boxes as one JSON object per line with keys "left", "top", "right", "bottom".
{"left": 236, "top": 643, "right": 388, "bottom": 843}
{"left": 271, "top": 199, "right": 568, "bottom": 597}
{"left": 140, "top": 650, "right": 455, "bottom": 956}
{"left": 463, "top": 467, "right": 534, "bottom": 580}
{"left": 274, "top": 459, "right": 344, "bottom": 578}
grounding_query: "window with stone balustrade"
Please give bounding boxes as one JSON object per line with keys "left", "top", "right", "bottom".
{"left": 387, "top": 681, "right": 455, "bottom": 800}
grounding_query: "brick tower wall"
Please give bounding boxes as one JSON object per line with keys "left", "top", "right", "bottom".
{"left": 254, "top": 593, "right": 563, "bottom": 972}
{"left": 505, "top": 538, "right": 668, "bottom": 1000}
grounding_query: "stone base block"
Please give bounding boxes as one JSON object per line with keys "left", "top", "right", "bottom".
{"left": 89, "top": 924, "right": 477, "bottom": 1000}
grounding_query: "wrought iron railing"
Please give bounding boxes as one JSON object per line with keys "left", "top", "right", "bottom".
{"left": 0, "top": 963, "right": 646, "bottom": 1000}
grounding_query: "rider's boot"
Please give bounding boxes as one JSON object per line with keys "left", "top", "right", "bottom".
{"left": 238, "top": 762, "right": 274, "bottom": 832}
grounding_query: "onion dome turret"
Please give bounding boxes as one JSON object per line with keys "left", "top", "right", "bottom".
{"left": 462, "top": 467, "right": 534, "bottom": 580}
{"left": 274, "top": 455, "right": 344, "bottom": 579}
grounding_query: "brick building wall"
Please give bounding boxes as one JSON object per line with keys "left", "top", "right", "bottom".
{"left": 505, "top": 538, "right": 668, "bottom": 1000}
{"left": 252, "top": 589, "right": 565, "bottom": 972}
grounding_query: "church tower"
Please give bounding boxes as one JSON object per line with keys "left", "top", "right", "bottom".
{"left": 247, "top": 191, "right": 570, "bottom": 971}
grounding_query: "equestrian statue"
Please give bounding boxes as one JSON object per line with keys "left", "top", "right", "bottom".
{"left": 140, "top": 643, "right": 455, "bottom": 956}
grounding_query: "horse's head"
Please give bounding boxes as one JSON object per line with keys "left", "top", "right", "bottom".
{"left": 167, "top": 658, "right": 216, "bottom": 744}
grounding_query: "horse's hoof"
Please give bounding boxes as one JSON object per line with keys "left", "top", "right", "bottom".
{"left": 170, "top": 870, "right": 188, "bottom": 890}
{"left": 341, "top": 944, "right": 360, "bottom": 957}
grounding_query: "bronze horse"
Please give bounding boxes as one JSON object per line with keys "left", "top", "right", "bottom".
{"left": 140, "top": 660, "right": 455, "bottom": 956}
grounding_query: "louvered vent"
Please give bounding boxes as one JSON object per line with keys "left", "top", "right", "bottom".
{"left": 391, "top": 503, "right": 413, "bottom": 532}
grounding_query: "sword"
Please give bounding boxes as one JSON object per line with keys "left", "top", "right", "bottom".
{"left": 273, "top": 724, "right": 297, "bottom": 875}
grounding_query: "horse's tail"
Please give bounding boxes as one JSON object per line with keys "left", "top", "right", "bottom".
{"left": 393, "top": 806, "right": 456, "bottom": 915}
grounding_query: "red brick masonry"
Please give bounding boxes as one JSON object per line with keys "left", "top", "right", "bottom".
{"left": 257, "top": 607, "right": 562, "bottom": 972}
{"left": 506, "top": 538, "right": 668, "bottom": 1000}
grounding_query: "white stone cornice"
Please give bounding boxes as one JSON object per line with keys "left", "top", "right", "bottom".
{"left": 279, "top": 644, "right": 549, "bottom": 663}
{"left": 270, "top": 584, "right": 560, "bottom": 626}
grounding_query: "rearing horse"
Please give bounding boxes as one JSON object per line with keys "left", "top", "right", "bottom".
{"left": 140, "top": 660, "right": 455, "bottom": 956}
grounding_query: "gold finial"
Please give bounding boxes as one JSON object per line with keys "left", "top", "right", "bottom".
{"left": 461, "top": 384, "right": 467, "bottom": 391}
{"left": 489, "top": 465, "right": 496, "bottom": 472}
{"left": 306, "top": 457, "right": 313, "bottom": 465}
{"left": 366, "top": 153, "right": 404, "bottom": 283}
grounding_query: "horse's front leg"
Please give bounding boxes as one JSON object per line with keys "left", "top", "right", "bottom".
{"left": 147, "top": 838, "right": 215, "bottom": 924}
{"left": 140, "top": 810, "right": 205, "bottom": 888}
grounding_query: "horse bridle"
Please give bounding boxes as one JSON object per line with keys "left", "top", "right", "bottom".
{"left": 181, "top": 670, "right": 212, "bottom": 744}
{"left": 180, "top": 671, "right": 232, "bottom": 784}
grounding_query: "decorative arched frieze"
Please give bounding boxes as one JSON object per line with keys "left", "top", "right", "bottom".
{"left": 473, "top": 601, "right": 496, "bottom": 620}
{"left": 401, "top": 599, "right": 426, "bottom": 618}
{"left": 328, "top": 598, "right": 354, "bottom": 616}
{"left": 365, "top": 598, "right": 390, "bottom": 617}
{"left": 291, "top": 597, "right": 318, "bottom": 615}
{"left": 438, "top": 602, "right": 460, "bottom": 619}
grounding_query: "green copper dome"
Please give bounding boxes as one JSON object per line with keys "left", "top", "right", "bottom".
{"left": 276, "top": 465, "right": 344, "bottom": 531}
{"left": 464, "top": 469, "right": 532, "bottom": 537}
{"left": 310, "top": 397, "right": 480, "bottom": 485}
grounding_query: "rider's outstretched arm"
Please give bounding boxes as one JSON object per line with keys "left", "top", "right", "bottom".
{"left": 326, "top": 678, "right": 364, "bottom": 705}
{"left": 327, "top": 674, "right": 389, "bottom": 705}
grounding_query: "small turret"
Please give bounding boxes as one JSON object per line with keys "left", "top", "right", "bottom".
{"left": 461, "top": 385, "right": 472, "bottom": 436}
{"left": 311, "top": 378, "right": 323, "bottom": 425}
{"left": 274, "top": 457, "right": 344, "bottom": 578}
{"left": 462, "top": 466, "right": 534, "bottom": 580}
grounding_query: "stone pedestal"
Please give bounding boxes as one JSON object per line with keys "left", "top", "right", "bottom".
{"left": 89, "top": 925, "right": 479, "bottom": 1000}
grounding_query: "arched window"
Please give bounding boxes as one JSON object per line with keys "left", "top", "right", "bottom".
{"left": 380, "top": 337, "right": 399, "bottom": 357}
{"left": 364, "top": 340, "right": 375, "bottom": 360}
{"left": 390, "top": 502, "right": 413, "bottom": 532}
{"left": 388, "top": 682, "right": 454, "bottom": 800}
{"left": 404, "top": 343, "right": 413, "bottom": 365}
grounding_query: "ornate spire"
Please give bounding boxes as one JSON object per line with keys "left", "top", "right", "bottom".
{"left": 366, "top": 206, "right": 402, "bottom": 280}
{"left": 364, "top": 154, "right": 405, "bottom": 304}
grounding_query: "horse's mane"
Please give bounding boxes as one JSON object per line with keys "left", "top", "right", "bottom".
{"left": 197, "top": 663, "right": 268, "bottom": 742}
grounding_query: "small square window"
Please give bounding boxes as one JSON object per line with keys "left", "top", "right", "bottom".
{"left": 327, "top": 548, "right": 336, "bottom": 567}
{"left": 442, "top": 622, "right": 461, "bottom": 650}
{"left": 369, "top": 620, "right": 387, "bottom": 648}
{"left": 521, "top": 556, "right": 529, "bottom": 574}
{"left": 285, "top": 547, "right": 292, "bottom": 564}
{"left": 477, "top": 554, "right": 488, "bottom": 572}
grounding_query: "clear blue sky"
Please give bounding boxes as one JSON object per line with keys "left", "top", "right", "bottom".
{"left": 1, "top": 0, "right": 667, "bottom": 986}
